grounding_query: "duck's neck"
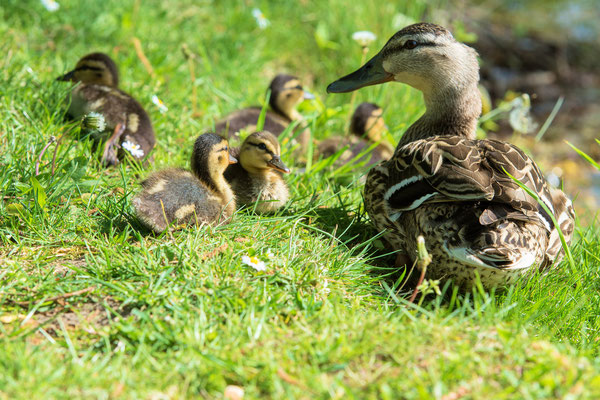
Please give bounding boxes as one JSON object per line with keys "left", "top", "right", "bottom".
{"left": 398, "top": 82, "right": 481, "bottom": 146}
{"left": 271, "top": 103, "right": 302, "bottom": 122}
{"left": 198, "top": 169, "right": 236, "bottom": 215}
{"left": 213, "top": 174, "right": 236, "bottom": 215}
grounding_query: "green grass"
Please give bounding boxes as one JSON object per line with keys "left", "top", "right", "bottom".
{"left": 1, "top": 0, "right": 600, "bottom": 398}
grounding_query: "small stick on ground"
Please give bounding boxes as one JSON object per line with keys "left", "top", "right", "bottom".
{"left": 132, "top": 37, "right": 154, "bottom": 77}
{"left": 8, "top": 286, "right": 96, "bottom": 308}
{"left": 276, "top": 368, "right": 310, "bottom": 392}
{"left": 408, "top": 235, "right": 432, "bottom": 303}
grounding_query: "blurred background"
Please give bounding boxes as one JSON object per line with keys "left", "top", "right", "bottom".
{"left": 2, "top": 0, "right": 599, "bottom": 220}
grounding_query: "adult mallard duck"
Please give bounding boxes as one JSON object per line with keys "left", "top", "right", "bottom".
{"left": 57, "top": 52, "right": 155, "bottom": 166}
{"left": 318, "top": 102, "right": 393, "bottom": 166}
{"left": 225, "top": 131, "right": 290, "bottom": 213}
{"left": 327, "top": 23, "right": 575, "bottom": 289}
{"left": 132, "top": 133, "right": 236, "bottom": 232}
{"left": 214, "top": 74, "right": 314, "bottom": 151}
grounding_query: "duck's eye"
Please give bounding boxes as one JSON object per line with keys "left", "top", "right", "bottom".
{"left": 404, "top": 40, "right": 418, "bottom": 50}
{"left": 258, "top": 143, "right": 267, "bottom": 151}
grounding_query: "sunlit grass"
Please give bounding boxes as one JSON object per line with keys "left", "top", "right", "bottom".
{"left": 1, "top": 0, "right": 599, "bottom": 398}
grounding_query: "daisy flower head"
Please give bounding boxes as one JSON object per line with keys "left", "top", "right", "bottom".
{"left": 242, "top": 255, "right": 266, "bottom": 272}
{"left": 252, "top": 8, "right": 270, "bottom": 30}
{"left": 122, "top": 140, "right": 144, "bottom": 158}
{"left": 41, "top": 0, "right": 60, "bottom": 12}
{"left": 151, "top": 95, "right": 168, "bottom": 114}
{"left": 352, "top": 31, "right": 376, "bottom": 48}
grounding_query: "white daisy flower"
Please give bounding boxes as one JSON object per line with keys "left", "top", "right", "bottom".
{"left": 151, "top": 95, "right": 168, "bottom": 114}
{"left": 352, "top": 31, "right": 376, "bottom": 47}
{"left": 242, "top": 255, "right": 266, "bottom": 271}
{"left": 122, "top": 140, "right": 144, "bottom": 158}
{"left": 40, "top": 0, "right": 60, "bottom": 12}
{"left": 252, "top": 8, "right": 270, "bottom": 30}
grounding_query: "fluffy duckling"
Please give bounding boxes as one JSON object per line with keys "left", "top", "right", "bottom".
{"left": 318, "top": 102, "right": 393, "bottom": 166}
{"left": 57, "top": 52, "right": 155, "bottom": 166}
{"left": 214, "top": 74, "right": 314, "bottom": 151}
{"left": 328, "top": 23, "right": 575, "bottom": 289}
{"left": 224, "top": 131, "right": 290, "bottom": 213}
{"left": 132, "top": 133, "right": 236, "bottom": 232}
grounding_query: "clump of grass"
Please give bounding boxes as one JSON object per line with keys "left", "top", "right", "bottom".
{"left": 1, "top": 0, "right": 599, "bottom": 398}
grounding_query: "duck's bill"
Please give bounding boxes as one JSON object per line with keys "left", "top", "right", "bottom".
{"left": 327, "top": 53, "right": 393, "bottom": 93}
{"left": 268, "top": 156, "right": 290, "bottom": 173}
{"left": 56, "top": 70, "right": 76, "bottom": 82}
{"left": 229, "top": 154, "right": 238, "bottom": 164}
{"left": 303, "top": 90, "right": 316, "bottom": 100}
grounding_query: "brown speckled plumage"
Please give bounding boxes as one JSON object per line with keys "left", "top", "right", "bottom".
{"left": 57, "top": 52, "right": 155, "bottom": 166}
{"left": 214, "top": 74, "right": 312, "bottom": 151}
{"left": 329, "top": 23, "right": 575, "bottom": 289}
{"left": 133, "top": 133, "right": 235, "bottom": 232}
{"left": 318, "top": 102, "right": 393, "bottom": 167}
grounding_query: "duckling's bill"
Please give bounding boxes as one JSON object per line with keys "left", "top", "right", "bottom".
{"left": 327, "top": 52, "right": 393, "bottom": 93}
{"left": 229, "top": 154, "right": 238, "bottom": 164}
{"left": 267, "top": 155, "right": 290, "bottom": 173}
{"left": 56, "top": 69, "right": 76, "bottom": 82}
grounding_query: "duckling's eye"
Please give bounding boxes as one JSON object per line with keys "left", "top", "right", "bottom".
{"left": 258, "top": 143, "right": 267, "bottom": 151}
{"left": 404, "top": 40, "right": 418, "bottom": 50}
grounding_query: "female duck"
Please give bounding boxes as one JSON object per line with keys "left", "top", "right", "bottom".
{"left": 215, "top": 74, "right": 314, "bottom": 151}
{"left": 328, "top": 23, "right": 574, "bottom": 289}
{"left": 133, "top": 133, "right": 236, "bottom": 232}
{"left": 318, "top": 102, "right": 393, "bottom": 166}
{"left": 57, "top": 52, "right": 155, "bottom": 166}
{"left": 225, "top": 131, "right": 290, "bottom": 213}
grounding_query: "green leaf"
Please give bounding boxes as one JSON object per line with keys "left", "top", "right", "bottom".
{"left": 6, "top": 203, "right": 25, "bottom": 217}
{"left": 30, "top": 176, "right": 47, "bottom": 210}
{"left": 566, "top": 141, "right": 600, "bottom": 171}
{"left": 314, "top": 22, "right": 339, "bottom": 50}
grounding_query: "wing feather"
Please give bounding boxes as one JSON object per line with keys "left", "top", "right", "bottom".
{"left": 385, "top": 136, "right": 556, "bottom": 231}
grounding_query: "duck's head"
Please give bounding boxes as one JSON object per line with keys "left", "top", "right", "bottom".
{"left": 239, "top": 131, "right": 290, "bottom": 174}
{"left": 269, "top": 74, "right": 314, "bottom": 119}
{"left": 327, "top": 23, "right": 479, "bottom": 96}
{"left": 57, "top": 52, "right": 120, "bottom": 87}
{"left": 191, "top": 133, "right": 237, "bottom": 186}
{"left": 350, "top": 102, "right": 387, "bottom": 142}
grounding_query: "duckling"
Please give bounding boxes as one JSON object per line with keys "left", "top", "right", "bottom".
{"left": 214, "top": 74, "right": 314, "bottom": 151}
{"left": 224, "top": 131, "right": 290, "bottom": 213}
{"left": 132, "top": 133, "right": 236, "bottom": 232}
{"left": 327, "top": 23, "right": 575, "bottom": 289}
{"left": 318, "top": 102, "right": 393, "bottom": 166}
{"left": 57, "top": 52, "right": 155, "bottom": 166}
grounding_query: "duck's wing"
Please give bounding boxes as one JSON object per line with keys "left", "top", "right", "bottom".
{"left": 385, "top": 136, "right": 558, "bottom": 231}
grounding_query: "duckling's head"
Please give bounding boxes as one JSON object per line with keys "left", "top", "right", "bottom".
{"left": 57, "top": 52, "right": 120, "bottom": 87}
{"left": 239, "top": 131, "right": 290, "bottom": 175}
{"left": 327, "top": 23, "right": 479, "bottom": 96}
{"left": 191, "top": 133, "right": 237, "bottom": 186}
{"left": 350, "top": 103, "right": 386, "bottom": 142}
{"left": 269, "top": 74, "right": 314, "bottom": 119}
